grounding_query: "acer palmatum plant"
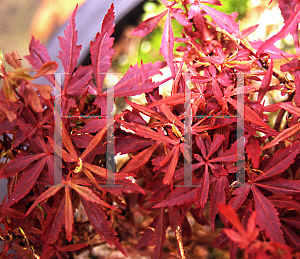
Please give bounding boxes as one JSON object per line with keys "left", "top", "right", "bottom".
{"left": 0, "top": 0, "right": 300, "bottom": 258}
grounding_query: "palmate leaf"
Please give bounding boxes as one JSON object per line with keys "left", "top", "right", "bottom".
{"left": 247, "top": 142, "right": 300, "bottom": 245}
{"left": 120, "top": 101, "right": 188, "bottom": 185}
{"left": 26, "top": 180, "right": 117, "bottom": 253}
{"left": 194, "top": 134, "right": 236, "bottom": 176}
{"left": 3, "top": 2, "right": 300, "bottom": 258}
{"left": 155, "top": 134, "right": 237, "bottom": 209}
{"left": 228, "top": 142, "right": 300, "bottom": 243}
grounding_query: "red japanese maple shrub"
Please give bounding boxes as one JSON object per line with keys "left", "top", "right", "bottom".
{"left": 0, "top": 0, "right": 300, "bottom": 258}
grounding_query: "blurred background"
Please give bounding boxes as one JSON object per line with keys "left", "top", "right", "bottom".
{"left": 0, "top": 0, "right": 291, "bottom": 73}
{"left": 0, "top": 0, "right": 85, "bottom": 63}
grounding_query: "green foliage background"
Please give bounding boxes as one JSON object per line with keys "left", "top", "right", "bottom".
{"left": 115, "top": 0, "right": 249, "bottom": 72}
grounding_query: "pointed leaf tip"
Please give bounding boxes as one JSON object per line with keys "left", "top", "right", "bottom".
{"left": 252, "top": 186, "right": 285, "bottom": 244}
{"left": 58, "top": 4, "right": 82, "bottom": 86}
{"left": 160, "top": 13, "right": 175, "bottom": 77}
{"left": 257, "top": 3, "right": 300, "bottom": 55}
{"left": 90, "top": 3, "right": 115, "bottom": 94}
{"left": 130, "top": 11, "right": 168, "bottom": 37}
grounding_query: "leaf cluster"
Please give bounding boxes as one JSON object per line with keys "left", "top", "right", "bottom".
{"left": 0, "top": 0, "right": 300, "bottom": 258}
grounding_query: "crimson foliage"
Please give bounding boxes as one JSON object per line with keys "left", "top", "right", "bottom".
{"left": 0, "top": 1, "right": 300, "bottom": 258}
